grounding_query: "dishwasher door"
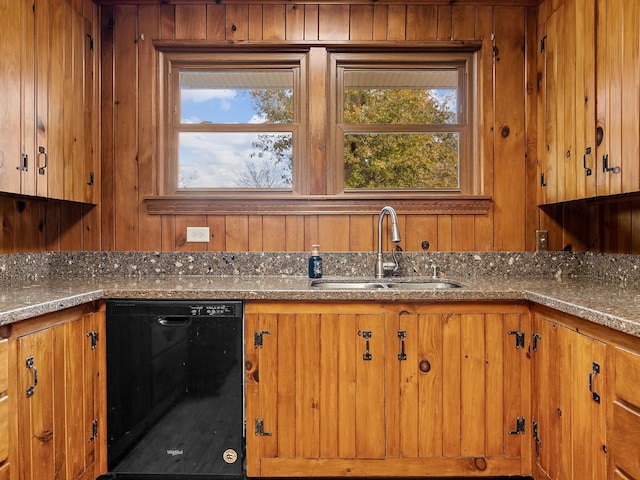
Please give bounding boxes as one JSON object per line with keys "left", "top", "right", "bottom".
{"left": 104, "top": 299, "right": 244, "bottom": 479}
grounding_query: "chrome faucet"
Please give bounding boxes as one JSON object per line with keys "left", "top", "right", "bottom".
{"left": 375, "top": 206, "right": 401, "bottom": 278}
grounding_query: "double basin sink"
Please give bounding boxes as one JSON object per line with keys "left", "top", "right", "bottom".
{"left": 310, "top": 279, "right": 463, "bottom": 290}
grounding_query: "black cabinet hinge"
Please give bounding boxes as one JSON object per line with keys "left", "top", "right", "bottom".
{"left": 87, "top": 330, "right": 99, "bottom": 350}
{"left": 254, "top": 330, "right": 271, "bottom": 348}
{"left": 508, "top": 416, "right": 526, "bottom": 435}
{"left": 254, "top": 418, "right": 272, "bottom": 436}
{"left": 508, "top": 330, "right": 525, "bottom": 349}
{"left": 532, "top": 332, "right": 541, "bottom": 351}
{"left": 540, "top": 35, "right": 547, "bottom": 53}
{"left": 532, "top": 419, "right": 542, "bottom": 455}
{"left": 87, "top": 34, "right": 94, "bottom": 52}
{"left": 540, "top": 172, "right": 547, "bottom": 187}
{"left": 88, "top": 419, "right": 98, "bottom": 443}
{"left": 87, "top": 172, "right": 95, "bottom": 186}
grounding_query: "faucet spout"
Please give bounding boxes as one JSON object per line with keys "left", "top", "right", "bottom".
{"left": 375, "top": 206, "right": 401, "bottom": 278}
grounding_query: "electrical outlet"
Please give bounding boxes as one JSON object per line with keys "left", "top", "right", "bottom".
{"left": 186, "top": 227, "right": 210, "bottom": 243}
{"left": 536, "top": 230, "right": 549, "bottom": 251}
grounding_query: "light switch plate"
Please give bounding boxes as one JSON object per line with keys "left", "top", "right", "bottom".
{"left": 186, "top": 227, "right": 210, "bottom": 242}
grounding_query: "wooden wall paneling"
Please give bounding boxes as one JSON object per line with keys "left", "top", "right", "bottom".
{"left": 404, "top": 215, "right": 437, "bottom": 252}
{"left": 372, "top": 5, "right": 388, "bottom": 41}
{"left": 285, "top": 4, "right": 304, "bottom": 41}
{"left": 303, "top": 215, "right": 319, "bottom": 252}
{"left": 437, "top": 215, "right": 452, "bottom": 251}
{"left": 452, "top": 6, "right": 475, "bottom": 41}
{"left": 621, "top": 0, "right": 640, "bottom": 193}
{"left": 100, "top": 4, "right": 115, "bottom": 250}
{"left": 303, "top": 5, "right": 319, "bottom": 41}
{"left": 451, "top": 216, "right": 475, "bottom": 251}
{"left": 206, "top": 4, "right": 225, "bottom": 40}
{"left": 318, "top": 215, "right": 350, "bottom": 251}
{"left": 226, "top": 4, "right": 248, "bottom": 41}
{"left": 492, "top": 7, "right": 526, "bottom": 250}
{"left": 405, "top": 6, "right": 437, "bottom": 41}
{"left": 524, "top": 6, "right": 539, "bottom": 251}
{"left": 248, "top": 5, "right": 263, "bottom": 41}
{"left": 82, "top": 205, "right": 101, "bottom": 251}
{"left": 261, "top": 216, "right": 285, "bottom": 252}
{"left": 59, "top": 202, "right": 84, "bottom": 251}
{"left": 387, "top": 6, "right": 406, "bottom": 41}
{"left": 284, "top": 216, "right": 304, "bottom": 251}
{"left": 160, "top": 4, "right": 175, "bottom": 40}
{"left": 113, "top": 6, "right": 139, "bottom": 250}
{"left": 161, "top": 215, "right": 176, "bottom": 250}
{"left": 436, "top": 5, "right": 452, "bottom": 41}
{"left": 348, "top": 215, "right": 374, "bottom": 252}
{"left": 15, "top": 200, "right": 37, "bottom": 252}
{"left": 248, "top": 215, "right": 263, "bottom": 251}
{"left": 175, "top": 5, "right": 206, "bottom": 40}
{"left": 307, "top": 47, "right": 327, "bottom": 195}
{"left": 175, "top": 215, "right": 207, "bottom": 251}
{"left": 560, "top": 201, "right": 590, "bottom": 252}
{"left": 225, "top": 215, "right": 249, "bottom": 251}
{"left": 474, "top": 6, "right": 495, "bottom": 251}
{"left": 262, "top": 5, "right": 285, "bottom": 41}
{"left": 349, "top": 5, "right": 373, "bottom": 41}
{"left": 207, "top": 215, "right": 226, "bottom": 251}
{"left": 138, "top": 5, "right": 162, "bottom": 251}
{"left": 44, "top": 200, "right": 61, "bottom": 251}
{"left": 631, "top": 200, "right": 640, "bottom": 254}
{"left": 318, "top": 5, "right": 349, "bottom": 41}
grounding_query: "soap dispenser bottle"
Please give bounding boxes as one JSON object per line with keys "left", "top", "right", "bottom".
{"left": 308, "top": 244, "right": 323, "bottom": 278}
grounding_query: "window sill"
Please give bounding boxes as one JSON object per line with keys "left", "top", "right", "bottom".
{"left": 144, "top": 194, "right": 491, "bottom": 216}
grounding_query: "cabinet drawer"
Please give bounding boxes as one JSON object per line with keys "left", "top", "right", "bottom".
{"left": 0, "top": 339, "right": 6, "bottom": 393}
{"left": 615, "top": 347, "right": 640, "bottom": 408}
{"left": 0, "top": 396, "right": 7, "bottom": 464}
{"left": 612, "top": 402, "right": 640, "bottom": 478}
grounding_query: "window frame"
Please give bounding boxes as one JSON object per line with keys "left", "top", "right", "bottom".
{"left": 159, "top": 51, "right": 307, "bottom": 196}
{"left": 328, "top": 51, "right": 477, "bottom": 196}
{"left": 149, "top": 44, "right": 489, "bottom": 216}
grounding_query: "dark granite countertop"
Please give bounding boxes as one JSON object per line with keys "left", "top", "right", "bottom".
{"left": 2, "top": 274, "right": 640, "bottom": 338}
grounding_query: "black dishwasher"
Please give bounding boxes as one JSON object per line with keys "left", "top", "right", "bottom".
{"left": 102, "top": 299, "right": 244, "bottom": 480}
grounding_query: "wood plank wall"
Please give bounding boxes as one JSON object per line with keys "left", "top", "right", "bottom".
{"left": 98, "top": 2, "right": 538, "bottom": 253}
{"left": 2, "top": 2, "right": 540, "bottom": 253}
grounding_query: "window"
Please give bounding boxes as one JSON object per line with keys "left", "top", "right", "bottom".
{"left": 154, "top": 48, "right": 483, "bottom": 213}
{"left": 330, "top": 52, "right": 476, "bottom": 195}
{"left": 161, "top": 52, "right": 305, "bottom": 194}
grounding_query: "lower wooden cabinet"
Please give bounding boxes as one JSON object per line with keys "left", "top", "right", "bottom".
{"left": 245, "top": 301, "right": 531, "bottom": 477}
{"left": 612, "top": 347, "right": 640, "bottom": 479}
{"left": 531, "top": 310, "right": 607, "bottom": 480}
{"left": 7, "top": 302, "right": 106, "bottom": 480}
{"left": 0, "top": 338, "right": 8, "bottom": 479}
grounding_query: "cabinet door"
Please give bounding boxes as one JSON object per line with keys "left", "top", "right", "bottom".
{"left": 532, "top": 314, "right": 607, "bottom": 480}
{"left": 16, "top": 310, "right": 103, "bottom": 480}
{"left": 245, "top": 308, "right": 386, "bottom": 477}
{"left": 595, "top": 0, "right": 640, "bottom": 196}
{"left": 0, "top": 0, "right": 29, "bottom": 195}
{"left": 538, "top": 0, "right": 596, "bottom": 204}
{"left": 387, "top": 312, "right": 526, "bottom": 471}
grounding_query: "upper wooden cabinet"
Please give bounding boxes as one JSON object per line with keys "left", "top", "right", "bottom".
{"left": 245, "top": 301, "right": 530, "bottom": 478}
{"left": 538, "top": 0, "right": 640, "bottom": 204}
{"left": 0, "top": 0, "right": 98, "bottom": 204}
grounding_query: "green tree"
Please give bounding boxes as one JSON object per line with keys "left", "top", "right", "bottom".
{"left": 343, "top": 88, "right": 459, "bottom": 189}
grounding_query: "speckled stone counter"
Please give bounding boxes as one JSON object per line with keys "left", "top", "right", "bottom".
{"left": 2, "top": 272, "right": 640, "bottom": 339}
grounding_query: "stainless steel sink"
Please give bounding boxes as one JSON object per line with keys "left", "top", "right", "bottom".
{"left": 310, "top": 279, "right": 463, "bottom": 290}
